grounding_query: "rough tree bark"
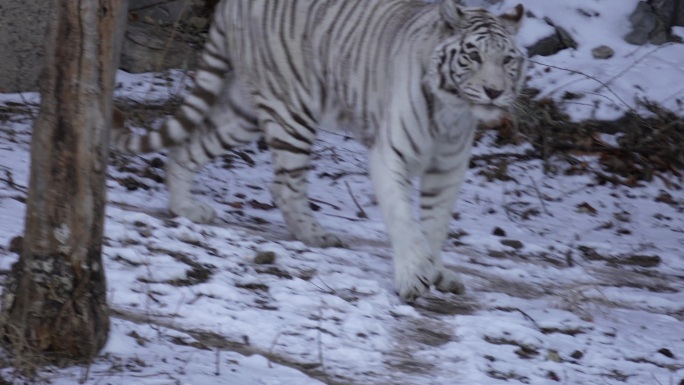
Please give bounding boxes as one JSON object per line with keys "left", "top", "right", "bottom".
{"left": 0, "top": 0, "right": 127, "bottom": 365}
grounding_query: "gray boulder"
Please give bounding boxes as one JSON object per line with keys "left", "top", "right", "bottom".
{"left": 120, "top": 21, "right": 200, "bottom": 74}
{"left": 129, "top": 0, "right": 191, "bottom": 22}
{"left": 0, "top": 0, "right": 208, "bottom": 93}
{"left": 625, "top": 0, "right": 684, "bottom": 45}
{"left": 526, "top": 18, "right": 578, "bottom": 57}
{"left": 0, "top": 0, "right": 51, "bottom": 92}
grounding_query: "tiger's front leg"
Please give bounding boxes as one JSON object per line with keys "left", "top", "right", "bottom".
{"left": 419, "top": 165, "right": 470, "bottom": 295}
{"left": 418, "top": 124, "right": 476, "bottom": 295}
{"left": 369, "top": 144, "right": 442, "bottom": 302}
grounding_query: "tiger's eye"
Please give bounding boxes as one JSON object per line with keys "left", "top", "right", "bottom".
{"left": 467, "top": 51, "right": 482, "bottom": 63}
{"left": 503, "top": 56, "right": 514, "bottom": 65}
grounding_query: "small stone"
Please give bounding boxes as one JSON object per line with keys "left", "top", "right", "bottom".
{"left": 488, "top": 250, "right": 507, "bottom": 259}
{"left": 500, "top": 239, "right": 524, "bottom": 250}
{"left": 625, "top": 255, "right": 661, "bottom": 268}
{"left": 613, "top": 211, "right": 631, "bottom": 222}
{"left": 657, "top": 348, "right": 675, "bottom": 359}
{"left": 570, "top": 350, "right": 584, "bottom": 360}
{"left": 546, "top": 370, "right": 561, "bottom": 382}
{"left": 254, "top": 250, "right": 276, "bottom": 265}
{"left": 188, "top": 16, "right": 209, "bottom": 29}
{"left": 492, "top": 227, "right": 507, "bottom": 237}
{"left": 579, "top": 245, "right": 604, "bottom": 261}
{"left": 149, "top": 157, "right": 165, "bottom": 168}
{"left": 592, "top": 45, "right": 614, "bottom": 59}
{"left": 547, "top": 349, "right": 562, "bottom": 363}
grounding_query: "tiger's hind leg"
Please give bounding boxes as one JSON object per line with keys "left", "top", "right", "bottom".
{"left": 166, "top": 148, "right": 216, "bottom": 223}
{"left": 166, "top": 79, "right": 261, "bottom": 223}
{"left": 257, "top": 103, "right": 345, "bottom": 248}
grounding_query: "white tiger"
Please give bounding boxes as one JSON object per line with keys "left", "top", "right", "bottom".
{"left": 114, "top": 0, "right": 526, "bottom": 301}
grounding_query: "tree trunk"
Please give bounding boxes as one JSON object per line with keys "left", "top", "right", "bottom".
{"left": 0, "top": 0, "right": 127, "bottom": 366}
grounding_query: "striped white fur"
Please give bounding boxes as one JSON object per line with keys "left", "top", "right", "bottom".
{"left": 113, "top": 0, "right": 526, "bottom": 301}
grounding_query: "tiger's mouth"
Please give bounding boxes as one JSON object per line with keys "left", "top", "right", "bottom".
{"left": 439, "top": 87, "right": 509, "bottom": 122}
{"left": 470, "top": 103, "right": 506, "bottom": 123}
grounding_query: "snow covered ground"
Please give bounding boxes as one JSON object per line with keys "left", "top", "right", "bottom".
{"left": 1, "top": 0, "right": 684, "bottom": 384}
{"left": 512, "top": 0, "right": 684, "bottom": 121}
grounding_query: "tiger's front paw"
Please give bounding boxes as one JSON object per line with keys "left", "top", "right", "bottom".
{"left": 394, "top": 257, "right": 440, "bottom": 302}
{"left": 300, "top": 232, "right": 347, "bottom": 248}
{"left": 435, "top": 269, "right": 466, "bottom": 295}
{"left": 170, "top": 201, "right": 216, "bottom": 224}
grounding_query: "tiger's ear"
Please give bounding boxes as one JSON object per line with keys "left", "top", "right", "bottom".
{"left": 499, "top": 4, "right": 524, "bottom": 34}
{"left": 440, "top": 0, "right": 468, "bottom": 30}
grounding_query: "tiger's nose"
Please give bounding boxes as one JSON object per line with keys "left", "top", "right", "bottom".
{"left": 484, "top": 87, "right": 503, "bottom": 100}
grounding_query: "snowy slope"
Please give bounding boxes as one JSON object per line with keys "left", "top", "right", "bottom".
{"left": 508, "top": 0, "right": 684, "bottom": 121}
{"left": 2, "top": 1, "right": 684, "bottom": 384}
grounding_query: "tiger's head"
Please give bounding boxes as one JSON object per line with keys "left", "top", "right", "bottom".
{"left": 428, "top": 2, "right": 526, "bottom": 123}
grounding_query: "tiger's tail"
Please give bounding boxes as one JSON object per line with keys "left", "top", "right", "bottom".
{"left": 113, "top": 8, "right": 232, "bottom": 154}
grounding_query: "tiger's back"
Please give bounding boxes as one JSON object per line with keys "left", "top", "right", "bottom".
{"left": 114, "top": 0, "right": 526, "bottom": 301}
{"left": 220, "top": 0, "right": 434, "bottom": 144}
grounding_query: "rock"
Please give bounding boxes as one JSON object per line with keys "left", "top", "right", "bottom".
{"left": 488, "top": 250, "right": 508, "bottom": 259}
{"left": 579, "top": 245, "right": 605, "bottom": 261}
{"left": 527, "top": 34, "right": 564, "bottom": 57}
{"left": 649, "top": 0, "right": 684, "bottom": 43}
{"left": 120, "top": 21, "right": 200, "bottom": 73}
{"left": 650, "top": 0, "right": 684, "bottom": 28}
{"left": 624, "top": 254, "right": 661, "bottom": 268}
{"left": 500, "top": 239, "right": 524, "bottom": 250}
{"left": 592, "top": 45, "right": 614, "bottom": 59}
{"left": 555, "top": 25, "right": 579, "bottom": 50}
{"left": 577, "top": 8, "right": 600, "bottom": 18}
{"left": 0, "top": 0, "right": 51, "bottom": 92}
{"left": 188, "top": 16, "right": 209, "bottom": 30}
{"left": 254, "top": 250, "right": 276, "bottom": 265}
{"left": 129, "top": 0, "right": 192, "bottom": 23}
{"left": 129, "top": 0, "right": 216, "bottom": 23}
{"left": 526, "top": 19, "right": 578, "bottom": 57}
{"left": 657, "top": 348, "right": 675, "bottom": 359}
{"left": 492, "top": 227, "right": 507, "bottom": 237}
{"left": 0, "top": 1, "right": 209, "bottom": 92}
{"left": 625, "top": 1, "right": 657, "bottom": 45}
{"left": 625, "top": 0, "right": 684, "bottom": 45}
{"left": 547, "top": 350, "right": 562, "bottom": 363}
